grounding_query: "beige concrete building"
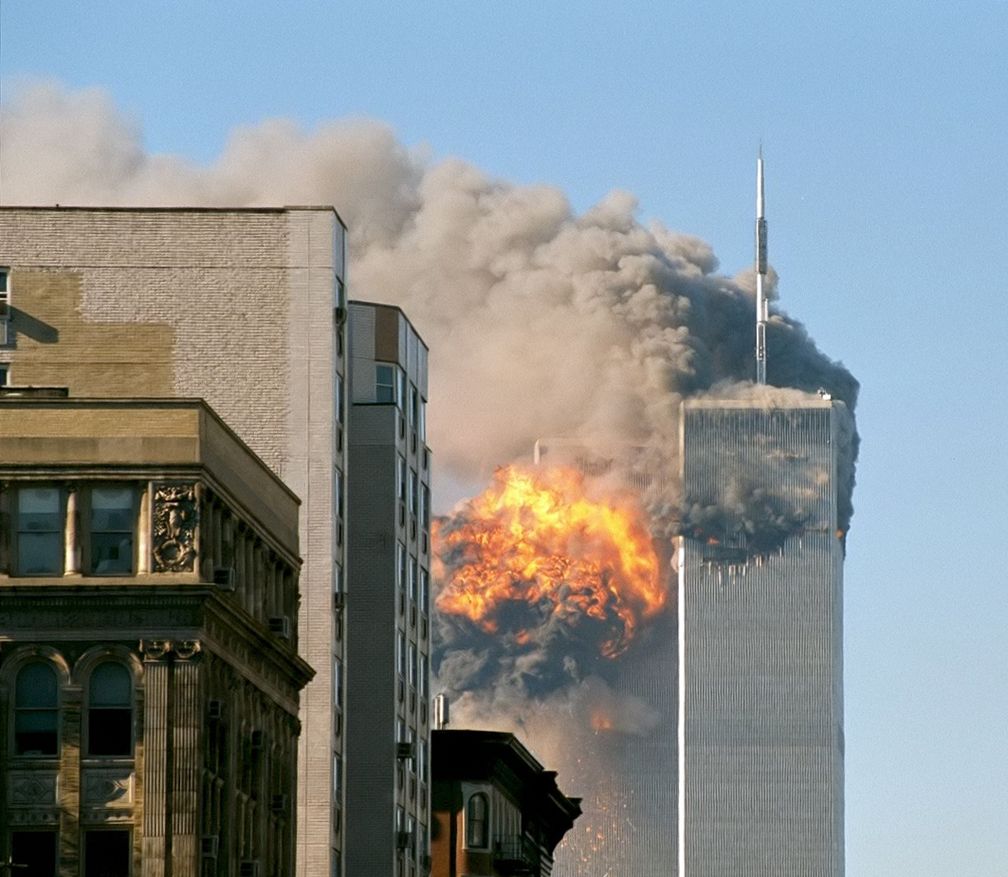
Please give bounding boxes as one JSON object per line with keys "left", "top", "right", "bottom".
{"left": 0, "top": 395, "right": 313, "bottom": 877}
{"left": 0, "top": 207, "right": 348, "bottom": 876}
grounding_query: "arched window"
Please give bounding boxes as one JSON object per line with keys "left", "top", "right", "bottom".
{"left": 466, "top": 792, "right": 489, "bottom": 849}
{"left": 88, "top": 662, "right": 132, "bottom": 756}
{"left": 14, "top": 662, "right": 59, "bottom": 755}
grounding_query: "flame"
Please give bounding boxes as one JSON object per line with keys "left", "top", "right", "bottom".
{"left": 433, "top": 465, "right": 664, "bottom": 657}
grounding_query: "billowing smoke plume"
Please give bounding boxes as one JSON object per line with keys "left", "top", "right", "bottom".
{"left": 2, "top": 81, "right": 859, "bottom": 875}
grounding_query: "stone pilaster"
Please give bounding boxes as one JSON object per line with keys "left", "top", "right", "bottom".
{"left": 141, "top": 641, "right": 171, "bottom": 877}
{"left": 59, "top": 678, "right": 82, "bottom": 877}
{"left": 171, "top": 641, "right": 203, "bottom": 877}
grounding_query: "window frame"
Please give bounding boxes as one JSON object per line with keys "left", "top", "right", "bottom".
{"left": 375, "top": 363, "right": 397, "bottom": 404}
{"left": 85, "top": 484, "right": 137, "bottom": 576}
{"left": 0, "top": 268, "right": 10, "bottom": 348}
{"left": 83, "top": 828, "right": 132, "bottom": 877}
{"left": 85, "top": 660, "right": 134, "bottom": 758}
{"left": 13, "top": 485, "right": 65, "bottom": 577}
{"left": 465, "top": 792, "right": 490, "bottom": 850}
{"left": 10, "top": 829, "right": 59, "bottom": 876}
{"left": 12, "top": 660, "right": 60, "bottom": 757}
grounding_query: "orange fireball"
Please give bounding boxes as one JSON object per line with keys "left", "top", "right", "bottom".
{"left": 433, "top": 465, "right": 664, "bottom": 657}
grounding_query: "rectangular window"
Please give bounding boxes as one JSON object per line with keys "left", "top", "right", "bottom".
{"left": 11, "top": 831, "right": 57, "bottom": 876}
{"left": 419, "top": 569, "right": 429, "bottom": 612}
{"left": 409, "top": 470, "right": 418, "bottom": 517}
{"left": 17, "top": 487, "right": 62, "bottom": 575}
{"left": 409, "top": 384, "right": 418, "bottom": 426}
{"left": 333, "top": 656, "right": 343, "bottom": 708}
{"left": 333, "top": 753, "right": 343, "bottom": 798}
{"left": 0, "top": 364, "right": 8, "bottom": 385}
{"left": 85, "top": 830, "right": 130, "bottom": 877}
{"left": 418, "top": 398, "right": 426, "bottom": 442}
{"left": 90, "top": 486, "right": 135, "bottom": 574}
{"left": 0, "top": 270, "right": 9, "bottom": 348}
{"left": 376, "top": 364, "right": 396, "bottom": 404}
{"left": 408, "top": 557, "right": 417, "bottom": 602}
{"left": 334, "top": 469, "right": 344, "bottom": 521}
{"left": 422, "top": 486, "right": 431, "bottom": 530}
{"left": 397, "top": 630, "right": 406, "bottom": 676}
{"left": 397, "top": 369, "right": 406, "bottom": 411}
{"left": 418, "top": 654, "right": 428, "bottom": 699}
{"left": 335, "top": 374, "right": 345, "bottom": 424}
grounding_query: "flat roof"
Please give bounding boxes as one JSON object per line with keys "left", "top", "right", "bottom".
{"left": 0, "top": 204, "right": 347, "bottom": 230}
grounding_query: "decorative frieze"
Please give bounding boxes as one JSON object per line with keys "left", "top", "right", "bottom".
{"left": 151, "top": 482, "right": 199, "bottom": 572}
{"left": 83, "top": 769, "right": 134, "bottom": 806}
{"left": 8, "top": 771, "right": 59, "bottom": 807}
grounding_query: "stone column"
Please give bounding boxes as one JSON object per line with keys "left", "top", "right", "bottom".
{"left": 64, "top": 485, "right": 81, "bottom": 575}
{"left": 171, "top": 641, "right": 203, "bottom": 877}
{"left": 141, "top": 641, "right": 172, "bottom": 877}
{"left": 137, "top": 483, "right": 151, "bottom": 575}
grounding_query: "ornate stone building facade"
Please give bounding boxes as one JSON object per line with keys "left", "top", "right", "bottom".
{"left": 430, "top": 730, "right": 581, "bottom": 877}
{"left": 0, "top": 395, "right": 313, "bottom": 877}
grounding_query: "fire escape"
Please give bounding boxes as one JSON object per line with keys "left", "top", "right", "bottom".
{"left": 492, "top": 835, "right": 540, "bottom": 875}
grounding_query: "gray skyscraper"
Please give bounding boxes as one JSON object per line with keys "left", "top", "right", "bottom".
{"left": 677, "top": 398, "right": 847, "bottom": 876}
{"left": 345, "top": 301, "right": 433, "bottom": 876}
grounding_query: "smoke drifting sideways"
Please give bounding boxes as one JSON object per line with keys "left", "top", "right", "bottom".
{"left": 3, "top": 81, "right": 859, "bottom": 872}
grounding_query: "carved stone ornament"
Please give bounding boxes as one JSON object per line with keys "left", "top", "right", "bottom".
{"left": 174, "top": 640, "right": 202, "bottom": 660}
{"left": 83, "top": 770, "right": 134, "bottom": 806}
{"left": 8, "top": 772, "right": 58, "bottom": 807}
{"left": 152, "top": 482, "right": 199, "bottom": 572}
{"left": 140, "top": 639, "right": 173, "bottom": 661}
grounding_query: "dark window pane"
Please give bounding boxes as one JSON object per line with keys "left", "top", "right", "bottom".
{"left": 85, "top": 830, "right": 130, "bottom": 877}
{"left": 14, "top": 713, "right": 58, "bottom": 755}
{"left": 15, "top": 663, "right": 59, "bottom": 755}
{"left": 91, "top": 533, "right": 133, "bottom": 574}
{"left": 91, "top": 487, "right": 133, "bottom": 529}
{"left": 89, "top": 663, "right": 132, "bottom": 756}
{"left": 89, "top": 709, "right": 132, "bottom": 756}
{"left": 11, "top": 831, "right": 57, "bottom": 877}
{"left": 90, "top": 663, "right": 131, "bottom": 706}
{"left": 18, "top": 487, "right": 60, "bottom": 529}
{"left": 18, "top": 532, "right": 62, "bottom": 575}
{"left": 16, "top": 663, "right": 58, "bottom": 706}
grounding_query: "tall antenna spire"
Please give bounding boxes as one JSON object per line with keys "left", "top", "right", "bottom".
{"left": 755, "top": 148, "right": 769, "bottom": 385}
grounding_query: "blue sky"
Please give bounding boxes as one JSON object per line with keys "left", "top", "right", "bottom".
{"left": 3, "top": 1, "right": 1007, "bottom": 873}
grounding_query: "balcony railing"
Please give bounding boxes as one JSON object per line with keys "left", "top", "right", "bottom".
{"left": 493, "top": 835, "right": 539, "bottom": 875}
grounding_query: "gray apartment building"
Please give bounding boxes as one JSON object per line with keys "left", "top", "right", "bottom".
{"left": 0, "top": 207, "right": 349, "bottom": 877}
{"left": 345, "top": 301, "right": 432, "bottom": 877}
{"left": 677, "top": 398, "right": 847, "bottom": 876}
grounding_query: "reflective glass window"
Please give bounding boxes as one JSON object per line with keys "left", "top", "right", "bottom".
{"left": 17, "top": 488, "right": 62, "bottom": 575}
